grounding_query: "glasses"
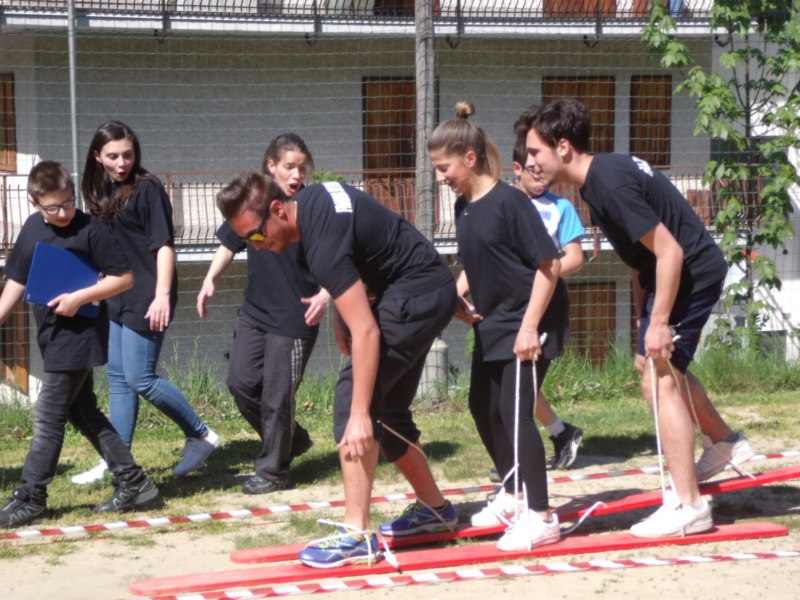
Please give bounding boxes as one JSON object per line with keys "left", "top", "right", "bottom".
{"left": 38, "top": 198, "right": 76, "bottom": 215}
{"left": 240, "top": 211, "right": 269, "bottom": 242}
{"left": 523, "top": 165, "right": 543, "bottom": 178}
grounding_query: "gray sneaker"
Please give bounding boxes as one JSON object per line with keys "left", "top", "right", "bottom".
{"left": 93, "top": 478, "right": 163, "bottom": 513}
{"left": 695, "top": 433, "right": 755, "bottom": 481}
{"left": 0, "top": 497, "right": 47, "bottom": 529}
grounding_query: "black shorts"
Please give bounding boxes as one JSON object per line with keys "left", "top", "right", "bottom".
{"left": 637, "top": 280, "right": 723, "bottom": 373}
{"left": 333, "top": 280, "right": 457, "bottom": 462}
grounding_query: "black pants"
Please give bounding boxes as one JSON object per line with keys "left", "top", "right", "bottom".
{"left": 227, "top": 315, "right": 315, "bottom": 483}
{"left": 333, "top": 281, "right": 457, "bottom": 462}
{"left": 469, "top": 357, "right": 551, "bottom": 512}
{"left": 17, "top": 369, "right": 146, "bottom": 504}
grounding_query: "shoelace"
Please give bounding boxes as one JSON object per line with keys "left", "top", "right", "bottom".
{"left": 309, "top": 518, "right": 399, "bottom": 568}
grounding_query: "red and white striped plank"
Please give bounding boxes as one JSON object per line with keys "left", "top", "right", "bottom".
{"left": 128, "top": 521, "right": 787, "bottom": 596}
{"left": 2, "top": 450, "right": 797, "bottom": 542}
{"left": 230, "top": 464, "right": 800, "bottom": 564}
{"left": 135, "top": 547, "right": 800, "bottom": 600}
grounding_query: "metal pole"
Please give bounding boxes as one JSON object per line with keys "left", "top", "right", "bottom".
{"left": 67, "top": 0, "right": 80, "bottom": 204}
{"left": 414, "top": 0, "right": 435, "bottom": 241}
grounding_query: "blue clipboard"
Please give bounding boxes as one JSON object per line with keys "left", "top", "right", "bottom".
{"left": 23, "top": 242, "right": 101, "bottom": 318}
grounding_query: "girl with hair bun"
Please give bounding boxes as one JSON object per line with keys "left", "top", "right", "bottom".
{"left": 428, "top": 102, "right": 568, "bottom": 551}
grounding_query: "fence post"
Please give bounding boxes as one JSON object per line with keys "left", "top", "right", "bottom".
{"left": 415, "top": 0, "right": 435, "bottom": 241}
{"left": 415, "top": 0, "right": 450, "bottom": 404}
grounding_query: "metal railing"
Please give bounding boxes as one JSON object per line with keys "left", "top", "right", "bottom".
{"left": 0, "top": 0, "right": 715, "bottom": 21}
{"left": 1, "top": 166, "right": 752, "bottom": 254}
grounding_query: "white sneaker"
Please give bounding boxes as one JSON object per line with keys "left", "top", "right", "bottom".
{"left": 630, "top": 497, "right": 713, "bottom": 538}
{"left": 71, "top": 460, "right": 108, "bottom": 485}
{"left": 172, "top": 429, "right": 220, "bottom": 476}
{"left": 470, "top": 489, "right": 527, "bottom": 527}
{"left": 695, "top": 433, "right": 756, "bottom": 482}
{"left": 497, "top": 510, "right": 560, "bottom": 551}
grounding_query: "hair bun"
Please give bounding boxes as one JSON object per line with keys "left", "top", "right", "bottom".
{"left": 455, "top": 100, "right": 475, "bottom": 120}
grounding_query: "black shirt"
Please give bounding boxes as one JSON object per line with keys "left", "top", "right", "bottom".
{"left": 455, "top": 180, "right": 568, "bottom": 362}
{"left": 581, "top": 154, "right": 727, "bottom": 295}
{"left": 4, "top": 210, "right": 130, "bottom": 371}
{"left": 217, "top": 221, "right": 319, "bottom": 338}
{"left": 104, "top": 175, "right": 179, "bottom": 331}
{"left": 295, "top": 182, "right": 453, "bottom": 299}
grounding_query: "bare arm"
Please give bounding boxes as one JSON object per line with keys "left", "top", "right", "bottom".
{"left": 454, "top": 269, "right": 482, "bottom": 324}
{"left": 333, "top": 279, "right": 381, "bottom": 460}
{"left": 638, "top": 223, "right": 683, "bottom": 360}
{"left": 49, "top": 272, "right": 134, "bottom": 317}
{"left": 197, "top": 245, "right": 236, "bottom": 318}
{"left": 144, "top": 245, "right": 176, "bottom": 332}
{"left": 515, "top": 257, "right": 561, "bottom": 361}
{"left": 559, "top": 240, "right": 585, "bottom": 278}
{"left": 0, "top": 280, "right": 26, "bottom": 326}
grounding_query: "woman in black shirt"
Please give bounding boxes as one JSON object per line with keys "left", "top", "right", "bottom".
{"left": 428, "top": 101, "right": 565, "bottom": 551}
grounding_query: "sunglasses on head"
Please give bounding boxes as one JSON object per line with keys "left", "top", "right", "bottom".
{"left": 240, "top": 211, "right": 269, "bottom": 242}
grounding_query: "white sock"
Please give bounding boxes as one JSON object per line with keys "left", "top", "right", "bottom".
{"left": 545, "top": 417, "right": 565, "bottom": 437}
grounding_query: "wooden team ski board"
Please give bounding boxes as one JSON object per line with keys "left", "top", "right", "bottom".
{"left": 129, "top": 521, "right": 788, "bottom": 596}
{"left": 230, "top": 464, "right": 800, "bottom": 565}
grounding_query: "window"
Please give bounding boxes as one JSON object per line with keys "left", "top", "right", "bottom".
{"left": 543, "top": 76, "right": 615, "bottom": 154}
{"left": 362, "top": 77, "right": 416, "bottom": 175}
{"left": 0, "top": 74, "right": 16, "bottom": 173}
{"left": 630, "top": 75, "right": 672, "bottom": 167}
{"left": 362, "top": 77, "right": 417, "bottom": 222}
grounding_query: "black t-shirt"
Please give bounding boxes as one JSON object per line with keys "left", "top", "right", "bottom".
{"left": 104, "top": 175, "right": 179, "bottom": 331}
{"left": 455, "top": 180, "right": 568, "bottom": 362}
{"left": 295, "top": 182, "right": 453, "bottom": 299}
{"left": 217, "top": 221, "right": 319, "bottom": 338}
{"left": 4, "top": 210, "right": 130, "bottom": 371}
{"left": 581, "top": 154, "right": 727, "bottom": 294}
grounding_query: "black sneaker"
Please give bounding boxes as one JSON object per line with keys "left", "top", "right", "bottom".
{"left": 242, "top": 474, "right": 289, "bottom": 495}
{"left": 549, "top": 423, "right": 584, "bottom": 470}
{"left": 0, "top": 497, "right": 47, "bottom": 529}
{"left": 290, "top": 427, "right": 314, "bottom": 460}
{"left": 93, "top": 477, "right": 162, "bottom": 513}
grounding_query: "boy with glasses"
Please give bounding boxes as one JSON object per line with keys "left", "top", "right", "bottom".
{"left": 0, "top": 161, "right": 161, "bottom": 529}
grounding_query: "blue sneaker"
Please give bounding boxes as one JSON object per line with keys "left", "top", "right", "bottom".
{"left": 298, "top": 527, "right": 381, "bottom": 569}
{"left": 379, "top": 500, "right": 457, "bottom": 537}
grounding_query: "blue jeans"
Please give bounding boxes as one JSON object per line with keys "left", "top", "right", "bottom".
{"left": 107, "top": 320, "right": 207, "bottom": 448}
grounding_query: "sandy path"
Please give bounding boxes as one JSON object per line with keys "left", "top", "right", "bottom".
{"left": 4, "top": 450, "right": 799, "bottom": 600}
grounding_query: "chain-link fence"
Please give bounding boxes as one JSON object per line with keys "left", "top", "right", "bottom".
{"left": 1, "top": 1, "right": 798, "bottom": 401}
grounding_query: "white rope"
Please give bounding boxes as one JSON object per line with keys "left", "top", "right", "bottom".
{"left": 560, "top": 501, "right": 607, "bottom": 535}
{"left": 648, "top": 355, "right": 670, "bottom": 502}
{"left": 377, "top": 420, "right": 457, "bottom": 532}
{"left": 666, "top": 361, "right": 756, "bottom": 481}
{"left": 309, "top": 518, "right": 398, "bottom": 568}
{"left": 514, "top": 357, "right": 522, "bottom": 521}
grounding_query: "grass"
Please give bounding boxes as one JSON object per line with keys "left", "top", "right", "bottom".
{"left": 1, "top": 346, "right": 799, "bottom": 560}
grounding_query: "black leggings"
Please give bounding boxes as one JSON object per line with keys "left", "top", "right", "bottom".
{"left": 469, "top": 357, "right": 550, "bottom": 511}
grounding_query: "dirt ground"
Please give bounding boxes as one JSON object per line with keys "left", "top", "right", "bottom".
{"left": 4, "top": 441, "right": 800, "bottom": 600}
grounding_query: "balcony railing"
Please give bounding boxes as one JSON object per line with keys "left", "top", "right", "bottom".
{"left": 0, "top": 166, "right": 763, "bottom": 257}
{"left": 0, "top": 0, "right": 715, "bottom": 22}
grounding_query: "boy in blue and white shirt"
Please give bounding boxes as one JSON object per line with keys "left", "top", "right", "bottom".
{"left": 510, "top": 139, "right": 586, "bottom": 471}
